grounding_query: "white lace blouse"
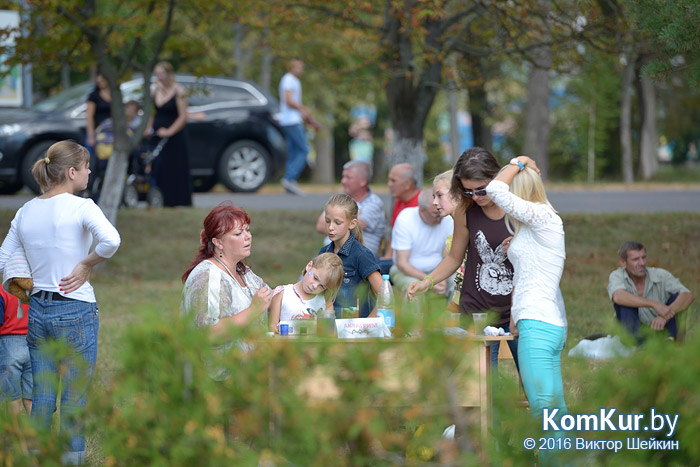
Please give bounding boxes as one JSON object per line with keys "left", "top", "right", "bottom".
{"left": 485, "top": 180, "right": 567, "bottom": 328}
{"left": 180, "top": 259, "right": 268, "bottom": 380}
{"left": 180, "top": 259, "right": 267, "bottom": 327}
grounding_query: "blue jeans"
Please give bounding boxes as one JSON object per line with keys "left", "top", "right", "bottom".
{"left": 378, "top": 258, "right": 393, "bottom": 276}
{"left": 0, "top": 335, "right": 33, "bottom": 401}
{"left": 27, "top": 294, "right": 99, "bottom": 465}
{"left": 614, "top": 293, "right": 678, "bottom": 344}
{"left": 281, "top": 123, "right": 309, "bottom": 181}
{"left": 490, "top": 322, "right": 519, "bottom": 373}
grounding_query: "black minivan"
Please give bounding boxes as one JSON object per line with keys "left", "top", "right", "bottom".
{"left": 0, "top": 75, "right": 287, "bottom": 194}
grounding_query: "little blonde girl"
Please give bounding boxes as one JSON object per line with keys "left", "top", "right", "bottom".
{"left": 269, "top": 253, "right": 344, "bottom": 332}
{"left": 318, "top": 193, "right": 382, "bottom": 317}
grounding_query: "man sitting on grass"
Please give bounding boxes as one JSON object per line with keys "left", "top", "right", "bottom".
{"left": 607, "top": 240, "right": 694, "bottom": 343}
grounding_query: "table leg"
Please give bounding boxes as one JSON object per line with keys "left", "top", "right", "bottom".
{"left": 478, "top": 342, "right": 488, "bottom": 444}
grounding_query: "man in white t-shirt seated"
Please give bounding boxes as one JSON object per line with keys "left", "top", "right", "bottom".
{"left": 389, "top": 189, "right": 454, "bottom": 295}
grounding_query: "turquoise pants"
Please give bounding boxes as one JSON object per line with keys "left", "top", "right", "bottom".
{"left": 517, "top": 319, "right": 568, "bottom": 465}
{"left": 517, "top": 319, "right": 567, "bottom": 417}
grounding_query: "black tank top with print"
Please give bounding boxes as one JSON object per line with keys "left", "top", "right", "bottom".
{"left": 459, "top": 204, "right": 514, "bottom": 327}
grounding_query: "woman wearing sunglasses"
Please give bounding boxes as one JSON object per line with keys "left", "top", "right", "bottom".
{"left": 408, "top": 147, "right": 518, "bottom": 370}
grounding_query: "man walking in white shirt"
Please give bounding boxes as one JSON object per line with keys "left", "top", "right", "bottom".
{"left": 279, "top": 58, "right": 311, "bottom": 195}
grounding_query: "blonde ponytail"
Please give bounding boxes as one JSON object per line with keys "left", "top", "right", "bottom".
{"left": 31, "top": 141, "right": 90, "bottom": 193}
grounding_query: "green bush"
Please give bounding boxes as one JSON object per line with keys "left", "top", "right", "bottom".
{"left": 3, "top": 302, "right": 700, "bottom": 465}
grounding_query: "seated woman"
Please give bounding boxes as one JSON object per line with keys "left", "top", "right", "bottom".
{"left": 180, "top": 202, "right": 272, "bottom": 380}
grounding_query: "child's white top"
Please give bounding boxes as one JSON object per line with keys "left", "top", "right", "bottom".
{"left": 0, "top": 193, "right": 121, "bottom": 303}
{"left": 274, "top": 284, "right": 326, "bottom": 321}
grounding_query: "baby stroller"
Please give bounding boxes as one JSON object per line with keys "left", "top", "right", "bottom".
{"left": 121, "top": 137, "right": 168, "bottom": 208}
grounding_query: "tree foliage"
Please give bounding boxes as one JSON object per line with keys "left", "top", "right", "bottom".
{"left": 629, "top": 0, "right": 700, "bottom": 87}
{"left": 1, "top": 0, "right": 183, "bottom": 223}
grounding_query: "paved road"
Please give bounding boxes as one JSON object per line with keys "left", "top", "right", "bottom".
{"left": 1, "top": 189, "right": 698, "bottom": 213}
{"left": 195, "top": 188, "right": 700, "bottom": 214}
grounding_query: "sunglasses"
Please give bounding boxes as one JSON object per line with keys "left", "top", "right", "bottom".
{"left": 463, "top": 189, "right": 488, "bottom": 198}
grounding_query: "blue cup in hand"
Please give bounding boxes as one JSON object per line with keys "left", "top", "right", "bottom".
{"left": 280, "top": 324, "right": 289, "bottom": 336}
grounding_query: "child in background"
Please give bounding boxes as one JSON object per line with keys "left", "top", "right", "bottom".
{"left": 92, "top": 100, "right": 141, "bottom": 197}
{"left": 432, "top": 170, "right": 466, "bottom": 311}
{"left": 318, "top": 193, "right": 383, "bottom": 317}
{"left": 269, "top": 252, "right": 344, "bottom": 332}
{"left": 0, "top": 288, "right": 32, "bottom": 416}
{"left": 94, "top": 99, "right": 141, "bottom": 162}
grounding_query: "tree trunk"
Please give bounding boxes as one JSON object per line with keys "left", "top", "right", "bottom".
{"left": 99, "top": 145, "right": 129, "bottom": 225}
{"left": 233, "top": 20, "right": 245, "bottom": 80}
{"left": 390, "top": 135, "right": 425, "bottom": 187}
{"left": 638, "top": 74, "right": 658, "bottom": 180}
{"left": 447, "top": 84, "right": 460, "bottom": 163}
{"left": 382, "top": 3, "right": 443, "bottom": 187}
{"left": 259, "top": 26, "right": 272, "bottom": 93}
{"left": 19, "top": 6, "right": 33, "bottom": 108}
{"left": 620, "top": 55, "right": 635, "bottom": 184}
{"left": 312, "top": 121, "right": 334, "bottom": 184}
{"left": 587, "top": 101, "right": 596, "bottom": 183}
{"left": 98, "top": 85, "right": 128, "bottom": 225}
{"left": 384, "top": 71, "right": 437, "bottom": 188}
{"left": 522, "top": 64, "right": 551, "bottom": 179}
{"left": 61, "top": 65, "right": 71, "bottom": 89}
{"left": 521, "top": 0, "right": 552, "bottom": 180}
{"left": 467, "top": 79, "right": 492, "bottom": 153}
{"left": 446, "top": 55, "right": 460, "bottom": 163}
{"left": 98, "top": 66, "right": 155, "bottom": 225}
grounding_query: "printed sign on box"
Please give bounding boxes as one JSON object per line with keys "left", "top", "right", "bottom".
{"left": 335, "top": 318, "right": 390, "bottom": 339}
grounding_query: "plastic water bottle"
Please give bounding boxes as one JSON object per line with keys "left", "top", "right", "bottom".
{"left": 376, "top": 274, "right": 395, "bottom": 328}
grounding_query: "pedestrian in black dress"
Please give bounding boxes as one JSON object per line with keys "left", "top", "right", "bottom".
{"left": 85, "top": 72, "right": 111, "bottom": 192}
{"left": 145, "top": 61, "right": 192, "bottom": 207}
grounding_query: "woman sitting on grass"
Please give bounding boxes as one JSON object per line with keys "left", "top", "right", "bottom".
{"left": 180, "top": 202, "right": 272, "bottom": 379}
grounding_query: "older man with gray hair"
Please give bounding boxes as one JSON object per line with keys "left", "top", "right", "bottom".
{"left": 315, "top": 160, "right": 386, "bottom": 256}
{"left": 389, "top": 189, "right": 454, "bottom": 295}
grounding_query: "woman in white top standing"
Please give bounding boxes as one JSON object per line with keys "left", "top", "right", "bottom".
{"left": 485, "top": 155, "right": 567, "bottom": 450}
{"left": 0, "top": 141, "right": 121, "bottom": 465}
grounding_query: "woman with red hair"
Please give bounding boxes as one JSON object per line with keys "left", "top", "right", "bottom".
{"left": 180, "top": 202, "right": 271, "bottom": 379}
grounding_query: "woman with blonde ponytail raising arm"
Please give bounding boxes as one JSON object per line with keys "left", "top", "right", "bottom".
{"left": 486, "top": 155, "right": 567, "bottom": 465}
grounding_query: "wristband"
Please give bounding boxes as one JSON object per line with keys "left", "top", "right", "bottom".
{"left": 510, "top": 158, "right": 524, "bottom": 171}
{"left": 423, "top": 275, "right": 434, "bottom": 290}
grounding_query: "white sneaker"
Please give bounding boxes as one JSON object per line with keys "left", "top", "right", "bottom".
{"left": 281, "top": 178, "right": 305, "bottom": 195}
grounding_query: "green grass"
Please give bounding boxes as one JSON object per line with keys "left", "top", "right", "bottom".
{"left": 1, "top": 208, "right": 699, "bottom": 464}
{"left": 1, "top": 208, "right": 698, "bottom": 369}
{"left": 649, "top": 163, "right": 700, "bottom": 183}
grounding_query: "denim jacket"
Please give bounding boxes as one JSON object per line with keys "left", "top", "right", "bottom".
{"left": 319, "top": 232, "right": 379, "bottom": 317}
